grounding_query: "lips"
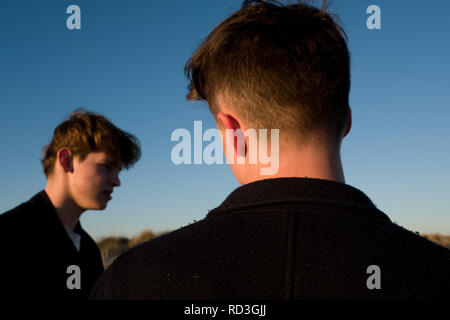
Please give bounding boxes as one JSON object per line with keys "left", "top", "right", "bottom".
{"left": 102, "top": 190, "right": 113, "bottom": 200}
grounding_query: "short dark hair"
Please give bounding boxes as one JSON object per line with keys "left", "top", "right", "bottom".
{"left": 42, "top": 109, "right": 141, "bottom": 177}
{"left": 185, "top": 0, "right": 350, "bottom": 144}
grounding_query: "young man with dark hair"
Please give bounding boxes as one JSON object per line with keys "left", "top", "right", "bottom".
{"left": 90, "top": 1, "right": 450, "bottom": 299}
{"left": 0, "top": 109, "right": 141, "bottom": 299}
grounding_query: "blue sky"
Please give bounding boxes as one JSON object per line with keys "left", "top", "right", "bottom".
{"left": 0, "top": 0, "right": 449, "bottom": 240}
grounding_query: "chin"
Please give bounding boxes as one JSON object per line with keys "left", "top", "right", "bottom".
{"left": 89, "top": 202, "right": 108, "bottom": 210}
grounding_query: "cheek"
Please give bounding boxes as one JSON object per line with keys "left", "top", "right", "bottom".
{"left": 72, "top": 167, "right": 103, "bottom": 194}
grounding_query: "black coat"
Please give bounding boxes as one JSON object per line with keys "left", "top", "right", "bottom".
{"left": 0, "top": 191, "right": 104, "bottom": 299}
{"left": 90, "top": 178, "right": 450, "bottom": 299}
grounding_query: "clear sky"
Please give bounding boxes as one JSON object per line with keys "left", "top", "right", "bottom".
{"left": 0, "top": 0, "right": 449, "bottom": 240}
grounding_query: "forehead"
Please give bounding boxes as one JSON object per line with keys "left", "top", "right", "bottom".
{"left": 85, "top": 150, "right": 122, "bottom": 166}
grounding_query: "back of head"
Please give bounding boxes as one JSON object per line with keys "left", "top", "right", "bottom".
{"left": 185, "top": 0, "right": 350, "bottom": 145}
{"left": 42, "top": 109, "right": 141, "bottom": 177}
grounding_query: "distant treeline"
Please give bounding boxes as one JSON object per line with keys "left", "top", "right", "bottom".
{"left": 421, "top": 234, "right": 450, "bottom": 250}
{"left": 96, "top": 229, "right": 450, "bottom": 268}
{"left": 97, "top": 229, "right": 170, "bottom": 267}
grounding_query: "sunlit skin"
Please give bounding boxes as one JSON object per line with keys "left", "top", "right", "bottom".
{"left": 45, "top": 148, "right": 122, "bottom": 230}
{"left": 215, "top": 94, "right": 352, "bottom": 186}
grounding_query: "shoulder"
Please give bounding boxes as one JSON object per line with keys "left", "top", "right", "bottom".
{"left": 370, "top": 221, "right": 450, "bottom": 289}
{"left": 375, "top": 220, "right": 450, "bottom": 256}
{"left": 0, "top": 191, "right": 51, "bottom": 228}
{"left": 113, "top": 219, "right": 211, "bottom": 271}
{"left": 0, "top": 193, "right": 44, "bottom": 251}
{"left": 0, "top": 197, "right": 34, "bottom": 227}
{"left": 90, "top": 219, "right": 218, "bottom": 299}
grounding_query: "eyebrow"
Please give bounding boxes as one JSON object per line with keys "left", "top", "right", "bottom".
{"left": 104, "top": 158, "right": 121, "bottom": 169}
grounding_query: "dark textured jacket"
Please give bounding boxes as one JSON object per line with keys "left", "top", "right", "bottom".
{"left": 0, "top": 191, "right": 104, "bottom": 299}
{"left": 90, "top": 178, "right": 450, "bottom": 299}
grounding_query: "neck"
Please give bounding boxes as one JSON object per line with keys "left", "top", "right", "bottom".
{"left": 239, "top": 141, "right": 346, "bottom": 185}
{"left": 272, "top": 149, "right": 345, "bottom": 183}
{"left": 45, "top": 179, "right": 85, "bottom": 231}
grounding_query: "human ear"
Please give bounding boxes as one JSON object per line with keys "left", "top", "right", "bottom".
{"left": 57, "top": 148, "right": 74, "bottom": 173}
{"left": 217, "top": 112, "right": 246, "bottom": 158}
{"left": 217, "top": 112, "right": 241, "bottom": 131}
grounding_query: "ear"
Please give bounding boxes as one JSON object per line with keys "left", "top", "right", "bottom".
{"left": 217, "top": 112, "right": 241, "bottom": 132}
{"left": 343, "top": 106, "right": 352, "bottom": 138}
{"left": 56, "top": 148, "right": 74, "bottom": 173}
{"left": 216, "top": 112, "right": 246, "bottom": 158}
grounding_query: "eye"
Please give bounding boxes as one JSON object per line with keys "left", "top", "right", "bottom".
{"left": 100, "top": 163, "right": 112, "bottom": 170}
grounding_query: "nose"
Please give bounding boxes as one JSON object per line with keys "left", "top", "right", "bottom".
{"left": 111, "top": 173, "right": 121, "bottom": 187}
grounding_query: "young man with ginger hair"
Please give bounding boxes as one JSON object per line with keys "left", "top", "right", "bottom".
{"left": 0, "top": 109, "right": 141, "bottom": 299}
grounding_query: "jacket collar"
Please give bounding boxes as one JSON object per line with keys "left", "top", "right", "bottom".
{"left": 31, "top": 190, "right": 84, "bottom": 234}
{"left": 208, "top": 177, "right": 390, "bottom": 221}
